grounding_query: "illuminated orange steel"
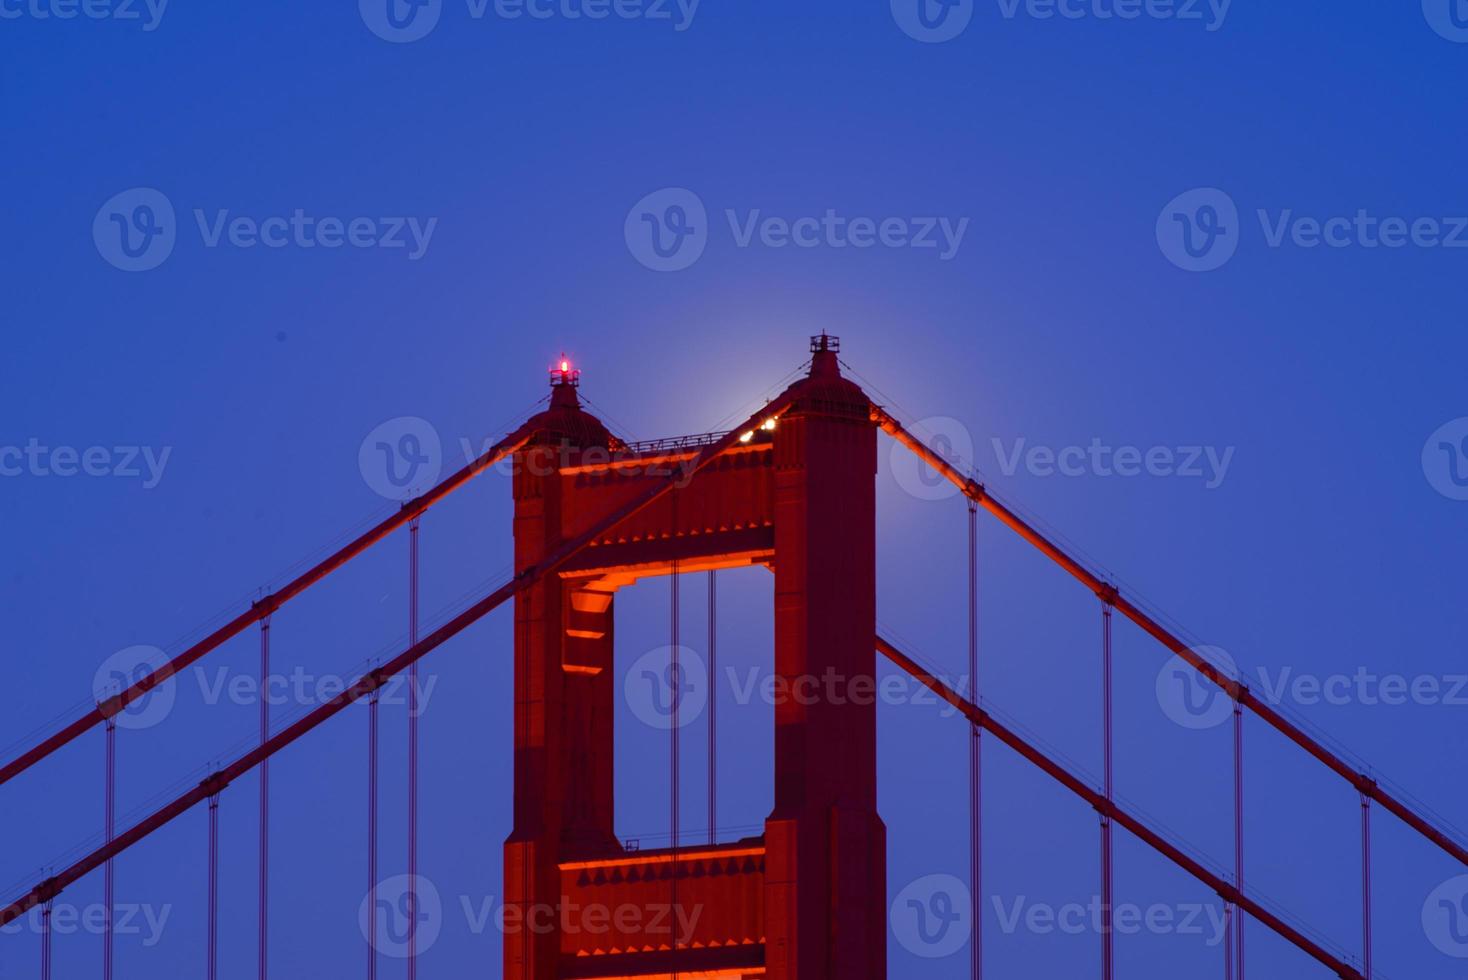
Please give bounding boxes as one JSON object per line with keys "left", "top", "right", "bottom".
{"left": 505, "top": 339, "right": 883, "bottom": 980}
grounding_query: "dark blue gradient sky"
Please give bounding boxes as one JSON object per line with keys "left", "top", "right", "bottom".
{"left": 3, "top": 1, "right": 1468, "bottom": 977}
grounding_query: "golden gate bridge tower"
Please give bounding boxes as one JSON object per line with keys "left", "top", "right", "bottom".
{"left": 505, "top": 334, "right": 885, "bottom": 979}
{"left": 2, "top": 335, "right": 1457, "bottom": 980}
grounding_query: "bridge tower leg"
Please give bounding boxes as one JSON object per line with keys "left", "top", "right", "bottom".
{"left": 504, "top": 375, "right": 620, "bottom": 980}
{"left": 765, "top": 340, "right": 887, "bottom": 980}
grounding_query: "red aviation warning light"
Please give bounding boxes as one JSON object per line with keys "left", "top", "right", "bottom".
{"left": 550, "top": 353, "right": 580, "bottom": 387}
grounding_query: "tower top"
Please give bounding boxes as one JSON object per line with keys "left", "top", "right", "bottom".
{"left": 550, "top": 354, "right": 580, "bottom": 389}
{"left": 549, "top": 354, "right": 582, "bottom": 410}
{"left": 809, "top": 333, "right": 841, "bottom": 378}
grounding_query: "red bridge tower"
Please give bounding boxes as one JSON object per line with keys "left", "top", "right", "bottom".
{"left": 505, "top": 336, "right": 886, "bottom": 979}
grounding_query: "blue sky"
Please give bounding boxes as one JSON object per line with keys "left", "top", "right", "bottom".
{"left": 3, "top": 0, "right": 1468, "bottom": 977}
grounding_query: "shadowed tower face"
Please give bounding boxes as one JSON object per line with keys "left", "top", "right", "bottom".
{"left": 505, "top": 337, "right": 885, "bottom": 980}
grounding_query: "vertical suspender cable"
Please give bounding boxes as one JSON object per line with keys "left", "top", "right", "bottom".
{"left": 259, "top": 615, "right": 271, "bottom": 980}
{"left": 968, "top": 501, "right": 981, "bottom": 980}
{"left": 670, "top": 491, "right": 681, "bottom": 980}
{"left": 368, "top": 680, "right": 379, "bottom": 980}
{"left": 407, "top": 517, "right": 420, "bottom": 980}
{"left": 41, "top": 898, "right": 53, "bottom": 980}
{"left": 671, "top": 567, "right": 681, "bottom": 857}
{"left": 1233, "top": 700, "right": 1245, "bottom": 980}
{"left": 1361, "top": 791, "right": 1373, "bottom": 978}
{"left": 103, "top": 716, "right": 116, "bottom": 980}
{"left": 208, "top": 792, "right": 219, "bottom": 980}
{"left": 1224, "top": 904, "right": 1233, "bottom": 980}
{"left": 1101, "top": 601, "right": 1115, "bottom": 980}
{"left": 707, "top": 570, "right": 717, "bottom": 846}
